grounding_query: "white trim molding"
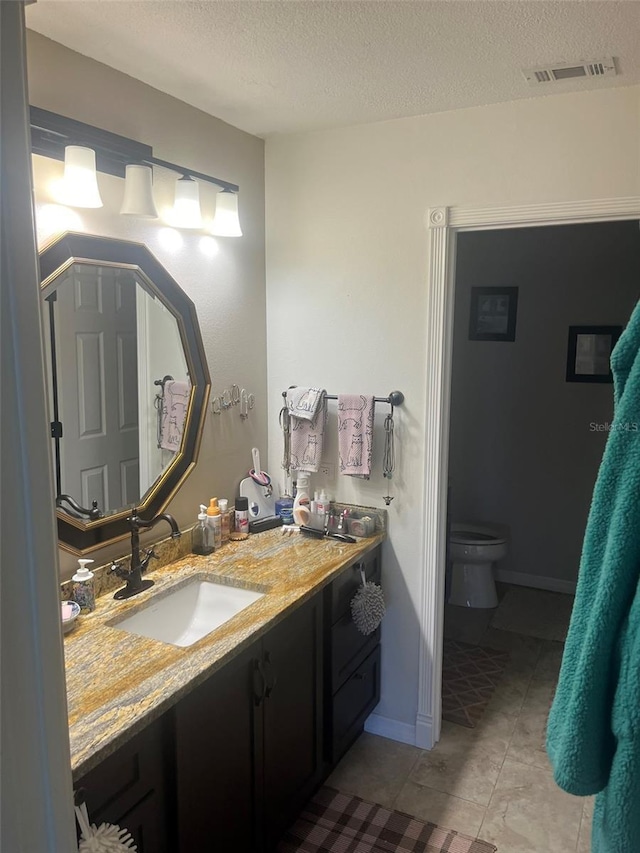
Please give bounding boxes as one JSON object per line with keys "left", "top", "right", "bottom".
{"left": 365, "top": 713, "right": 417, "bottom": 746}
{"left": 417, "top": 196, "right": 640, "bottom": 750}
{"left": 449, "top": 197, "right": 640, "bottom": 230}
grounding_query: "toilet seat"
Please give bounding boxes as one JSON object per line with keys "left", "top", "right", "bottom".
{"left": 450, "top": 524, "right": 506, "bottom": 547}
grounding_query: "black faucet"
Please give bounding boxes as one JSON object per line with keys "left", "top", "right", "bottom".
{"left": 111, "top": 507, "right": 181, "bottom": 600}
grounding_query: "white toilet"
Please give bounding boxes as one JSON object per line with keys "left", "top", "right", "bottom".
{"left": 448, "top": 522, "right": 508, "bottom": 608}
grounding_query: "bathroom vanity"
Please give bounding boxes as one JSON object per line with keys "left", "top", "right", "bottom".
{"left": 67, "top": 531, "right": 382, "bottom": 851}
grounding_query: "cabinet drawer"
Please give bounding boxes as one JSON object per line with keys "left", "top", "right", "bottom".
{"left": 329, "top": 549, "right": 380, "bottom": 624}
{"left": 331, "top": 615, "right": 379, "bottom": 691}
{"left": 330, "top": 645, "right": 381, "bottom": 763}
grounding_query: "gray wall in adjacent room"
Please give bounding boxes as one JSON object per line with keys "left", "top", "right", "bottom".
{"left": 449, "top": 221, "right": 640, "bottom": 588}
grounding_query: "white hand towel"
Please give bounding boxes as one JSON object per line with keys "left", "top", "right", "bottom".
{"left": 286, "top": 386, "right": 325, "bottom": 421}
{"left": 338, "top": 395, "right": 375, "bottom": 477}
{"left": 290, "top": 397, "right": 327, "bottom": 473}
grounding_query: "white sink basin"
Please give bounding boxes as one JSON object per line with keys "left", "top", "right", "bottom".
{"left": 113, "top": 577, "right": 265, "bottom": 647}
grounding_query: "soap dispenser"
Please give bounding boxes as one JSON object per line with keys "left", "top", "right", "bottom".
{"left": 192, "top": 505, "right": 214, "bottom": 556}
{"left": 206, "top": 498, "right": 222, "bottom": 550}
{"left": 72, "top": 559, "right": 95, "bottom": 613}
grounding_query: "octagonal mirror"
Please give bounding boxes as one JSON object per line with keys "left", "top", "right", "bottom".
{"left": 39, "top": 233, "right": 211, "bottom": 554}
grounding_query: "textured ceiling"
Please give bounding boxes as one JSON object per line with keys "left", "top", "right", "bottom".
{"left": 26, "top": 0, "right": 640, "bottom": 137}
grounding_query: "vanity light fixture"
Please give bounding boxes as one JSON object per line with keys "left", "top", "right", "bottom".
{"left": 59, "top": 145, "right": 103, "bottom": 208}
{"left": 171, "top": 176, "right": 203, "bottom": 229}
{"left": 30, "top": 106, "right": 242, "bottom": 235}
{"left": 120, "top": 164, "right": 158, "bottom": 218}
{"left": 210, "top": 189, "right": 242, "bottom": 237}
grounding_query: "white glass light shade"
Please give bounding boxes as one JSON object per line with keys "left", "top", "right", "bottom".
{"left": 60, "top": 145, "right": 103, "bottom": 208}
{"left": 120, "top": 165, "right": 158, "bottom": 218}
{"left": 210, "top": 190, "right": 242, "bottom": 237}
{"left": 172, "top": 176, "right": 202, "bottom": 229}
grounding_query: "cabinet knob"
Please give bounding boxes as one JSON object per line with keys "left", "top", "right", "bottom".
{"left": 263, "top": 651, "right": 278, "bottom": 698}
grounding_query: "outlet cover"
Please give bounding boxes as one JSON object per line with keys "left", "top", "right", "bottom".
{"left": 318, "top": 462, "right": 335, "bottom": 478}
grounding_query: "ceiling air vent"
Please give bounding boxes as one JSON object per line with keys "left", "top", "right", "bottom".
{"left": 522, "top": 57, "right": 617, "bottom": 86}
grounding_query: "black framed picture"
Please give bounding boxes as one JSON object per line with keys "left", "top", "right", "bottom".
{"left": 468, "top": 286, "right": 519, "bottom": 342}
{"left": 566, "top": 325, "right": 622, "bottom": 383}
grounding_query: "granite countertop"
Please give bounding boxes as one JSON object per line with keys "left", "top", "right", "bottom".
{"left": 64, "top": 527, "right": 384, "bottom": 780}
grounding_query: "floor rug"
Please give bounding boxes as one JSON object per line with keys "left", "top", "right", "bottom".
{"left": 441, "top": 639, "right": 510, "bottom": 728}
{"left": 490, "top": 586, "right": 574, "bottom": 642}
{"left": 278, "top": 786, "right": 497, "bottom": 853}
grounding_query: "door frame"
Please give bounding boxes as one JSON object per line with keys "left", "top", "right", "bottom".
{"left": 416, "top": 196, "right": 640, "bottom": 750}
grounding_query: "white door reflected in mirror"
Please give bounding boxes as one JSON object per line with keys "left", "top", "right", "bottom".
{"left": 43, "top": 262, "right": 190, "bottom": 518}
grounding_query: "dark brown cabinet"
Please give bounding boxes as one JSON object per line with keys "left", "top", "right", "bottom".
{"left": 74, "top": 547, "right": 380, "bottom": 851}
{"left": 175, "top": 590, "right": 323, "bottom": 852}
{"left": 324, "top": 547, "right": 381, "bottom": 764}
{"left": 174, "top": 643, "right": 259, "bottom": 852}
{"left": 75, "top": 714, "right": 174, "bottom": 853}
{"left": 261, "top": 594, "right": 324, "bottom": 849}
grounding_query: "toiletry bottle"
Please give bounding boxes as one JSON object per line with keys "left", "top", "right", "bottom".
{"left": 317, "top": 489, "right": 330, "bottom": 518}
{"left": 192, "top": 505, "right": 214, "bottom": 556}
{"left": 72, "top": 558, "right": 95, "bottom": 613}
{"left": 206, "top": 498, "right": 222, "bottom": 550}
{"left": 234, "top": 496, "right": 250, "bottom": 534}
{"left": 275, "top": 495, "right": 294, "bottom": 523}
{"left": 293, "top": 473, "right": 311, "bottom": 526}
{"left": 218, "top": 498, "right": 230, "bottom": 544}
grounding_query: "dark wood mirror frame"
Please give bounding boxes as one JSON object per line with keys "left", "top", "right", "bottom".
{"left": 40, "top": 232, "right": 211, "bottom": 554}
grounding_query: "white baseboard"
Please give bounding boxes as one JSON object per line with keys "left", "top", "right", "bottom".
{"left": 495, "top": 568, "right": 576, "bottom": 595}
{"left": 364, "top": 713, "right": 417, "bottom": 747}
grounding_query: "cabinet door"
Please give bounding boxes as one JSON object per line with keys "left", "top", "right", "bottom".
{"left": 330, "top": 644, "right": 381, "bottom": 763}
{"left": 261, "top": 592, "right": 323, "bottom": 850}
{"left": 76, "top": 715, "right": 173, "bottom": 853}
{"left": 112, "top": 792, "right": 173, "bottom": 853}
{"left": 175, "top": 643, "right": 260, "bottom": 853}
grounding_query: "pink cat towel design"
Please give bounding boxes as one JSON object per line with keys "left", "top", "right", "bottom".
{"left": 338, "top": 394, "right": 375, "bottom": 477}
{"left": 160, "top": 380, "right": 190, "bottom": 452}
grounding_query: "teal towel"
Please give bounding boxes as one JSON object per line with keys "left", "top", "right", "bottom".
{"left": 547, "top": 306, "right": 640, "bottom": 853}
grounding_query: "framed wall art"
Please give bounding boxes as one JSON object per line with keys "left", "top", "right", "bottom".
{"left": 566, "top": 325, "right": 622, "bottom": 383}
{"left": 468, "top": 286, "right": 519, "bottom": 342}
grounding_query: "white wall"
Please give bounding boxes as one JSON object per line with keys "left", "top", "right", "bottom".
{"left": 265, "top": 86, "right": 640, "bottom": 734}
{"left": 27, "top": 32, "right": 267, "bottom": 579}
{"left": 450, "top": 222, "right": 640, "bottom": 592}
{"left": 1, "top": 6, "right": 76, "bottom": 849}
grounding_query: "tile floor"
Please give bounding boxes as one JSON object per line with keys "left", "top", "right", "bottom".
{"left": 327, "top": 589, "right": 593, "bottom": 853}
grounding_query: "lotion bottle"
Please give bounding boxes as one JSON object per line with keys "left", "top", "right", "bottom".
{"left": 317, "top": 489, "right": 330, "bottom": 517}
{"left": 72, "top": 559, "right": 95, "bottom": 613}
{"left": 293, "top": 473, "right": 311, "bottom": 526}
